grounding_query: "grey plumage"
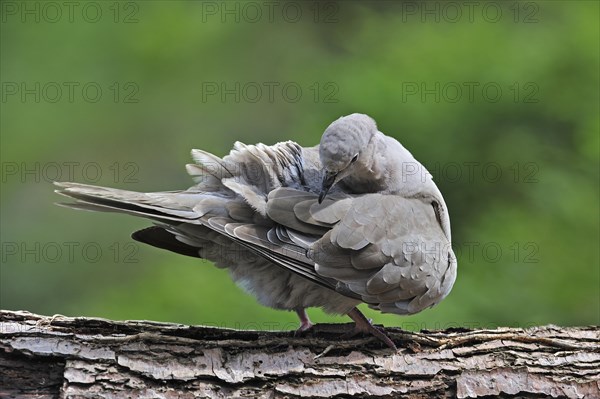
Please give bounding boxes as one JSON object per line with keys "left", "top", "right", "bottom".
{"left": 55, "top": 113, "right": 456, "bottom": 348}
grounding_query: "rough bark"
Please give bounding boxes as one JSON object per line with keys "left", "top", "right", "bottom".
{"left": 0, "top": 310, "right": 598, "bottom": 398}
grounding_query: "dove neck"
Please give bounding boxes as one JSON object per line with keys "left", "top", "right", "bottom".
{"left": 353, "top": 132, "right": 433, "bottom": 195}
{"left": 379, "top": 135, "right": 452, "bottom": 241}
{"left": 340, "top": 131, "right": 452, "bottom": 241}
{"left": 338, "top": 132, "right": 420, "bottom": 194}
{"left": 337, "top": 132, "right": 443, "bottom": 195}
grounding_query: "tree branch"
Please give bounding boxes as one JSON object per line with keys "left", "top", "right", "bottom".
{"left": 1, "top": 310, "right": 598, "bottom": 398}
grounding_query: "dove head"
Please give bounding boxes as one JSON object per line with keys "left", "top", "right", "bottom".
{"left": 318, "top": 113, "right": 378, "bottom": 203}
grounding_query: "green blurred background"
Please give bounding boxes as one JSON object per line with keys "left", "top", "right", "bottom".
{"left": 1, "top": 1, "right": 598, "bottom": 330}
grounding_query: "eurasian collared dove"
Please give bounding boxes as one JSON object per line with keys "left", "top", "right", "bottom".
{"left": 55, "top": 113, "right": 456, "bottom": 350}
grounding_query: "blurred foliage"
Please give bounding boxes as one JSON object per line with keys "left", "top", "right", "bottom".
{"left": 1, "top": 1, "right": 598, "bottom": 330}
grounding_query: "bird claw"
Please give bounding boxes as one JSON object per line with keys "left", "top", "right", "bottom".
{"left": 292, "top": 308, "right": 313, "bottom": 337}
{"left": 292, "top": 321, "right": 314, "bottom": 337}
{"left": 347, "top": 308, "right": 398, "bottom": 351}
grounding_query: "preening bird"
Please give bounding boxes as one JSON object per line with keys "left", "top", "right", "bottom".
{"left": 55, "top": 113, "right": 456, "bottom": 350}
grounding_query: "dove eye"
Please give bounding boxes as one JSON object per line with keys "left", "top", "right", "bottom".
{"left": 351, "top": 153, "right": 359, "bottom": 163}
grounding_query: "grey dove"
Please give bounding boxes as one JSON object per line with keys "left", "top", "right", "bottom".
{"left": 55, "top": 113, "right": 457, "bottom": 349}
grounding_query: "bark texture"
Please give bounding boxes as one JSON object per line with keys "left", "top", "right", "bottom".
{"left": 1, "top": 310, "right": 598, "bottom": 398}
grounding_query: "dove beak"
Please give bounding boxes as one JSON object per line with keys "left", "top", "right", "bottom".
{"left": 318, "top": 170, "right": 337, "bottom": 204}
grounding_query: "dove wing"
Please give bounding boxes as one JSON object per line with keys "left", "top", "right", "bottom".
{"left": 262, "top": 187, "right": 456, "bottom": 315}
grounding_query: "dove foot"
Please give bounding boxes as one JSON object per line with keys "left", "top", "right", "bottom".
{"left": 347, "top": 307, "right": 397, "bottom": 351}
{"left": 293, "top": 308, "right": 314, "bottom": 336}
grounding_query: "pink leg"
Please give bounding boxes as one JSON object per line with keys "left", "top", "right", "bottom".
{"left": 347, "top": 307, "right": 397, "bottom": 350}
{"left": 295, "top": 308, "right": 313, "bottom": 334}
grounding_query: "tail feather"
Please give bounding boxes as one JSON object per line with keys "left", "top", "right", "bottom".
{"left": 132, "top": 226, "right": 202, "bottom": 258}
{"left": 54, "top": 182, "right": 198, "bottom": 221}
